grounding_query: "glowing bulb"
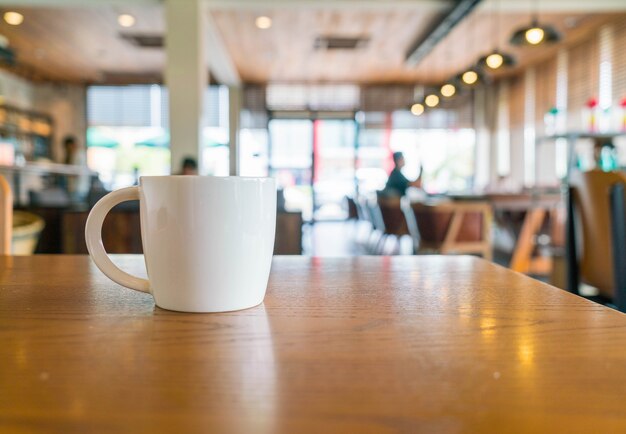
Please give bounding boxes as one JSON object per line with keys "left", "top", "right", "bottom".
{"left": 486, "top": 53, "right": 504, "bottom": 69}
{"left": 425, "top": 94, "right": 439, "bottom": 108}
{"left": 255, "top": 16, "right": 272, "bottom": 29}
{"left": 410, "top": 103, "right": 424, "bottom": 116}
{"left": 4, "top": 12, "right": 24, "bottom": 26}
{"left": 525, "top": 27, "right": 544, "bottom": 45}
{"left": 117, "top": 14, "right": 135, "bottom": 27}
{"left": 441, "top": 83, "right": 456, "bottom": 98}
{"left": 462, "top": 70, "right": 478, "bottom": 85}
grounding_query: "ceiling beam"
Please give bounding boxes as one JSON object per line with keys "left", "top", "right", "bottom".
{"left": 405, "top": 0, "right": 482, "bottom": 67}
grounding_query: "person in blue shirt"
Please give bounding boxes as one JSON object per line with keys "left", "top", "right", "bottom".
{"left": 384, "top": 152, "right": 422, "bottom": 196}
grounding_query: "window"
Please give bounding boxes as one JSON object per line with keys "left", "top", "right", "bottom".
{"left": 239, "top": 128, "right": 269, "bottom": 177}
{"left": 268, "top": 119, "right": 313, "bottom": 219}
{"left": 86, "top": 85, "right": 229, "bottom": 188}
{"left": 390, "top": 126, "right": 476, "bottom": 193}
{"left": 87, "top": 85, "right": 169, "bottom": 189}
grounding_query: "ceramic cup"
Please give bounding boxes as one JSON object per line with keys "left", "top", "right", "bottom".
{"left": 85, "top": 176, "right": 276, "bottom": 313}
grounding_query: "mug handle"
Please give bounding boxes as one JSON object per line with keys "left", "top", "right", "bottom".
{"left": 85, "top": 186, "right": 150, "bottom": 293}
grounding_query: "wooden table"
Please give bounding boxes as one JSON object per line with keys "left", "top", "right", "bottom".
{"left": 2, "top": 255, "right": 626, "bottom": 433}
{"left": 451, "top": 193, "right": 563, "bottom": 275}
{"left": 489, "top": 193, "right": 563, "bottom": 275}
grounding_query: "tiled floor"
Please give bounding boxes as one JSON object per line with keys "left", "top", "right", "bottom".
{"left": 302, "top": 221, "right": 364, "bottom": 256}
{"left": 303, "top": 220, "right": 414, "bottom": 257}
{"left": 303, "top": 220, "right": 512, "bottom": 265}
{"left": 302, "top": 221, "right": 566, "bottom": 295}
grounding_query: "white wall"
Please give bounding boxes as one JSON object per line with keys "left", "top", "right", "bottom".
{"left": 0, "top": 69, "right": 86, "bottom": 162}
{"left": 33, "top": 83, "right": 86, "bottom": 162}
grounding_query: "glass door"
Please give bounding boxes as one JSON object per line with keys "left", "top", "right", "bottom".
{"left": 312, "top": 119, "right": 357, "bottom": 221}
{"left": 268, "top": 119, "right": 314, "bottom": 221}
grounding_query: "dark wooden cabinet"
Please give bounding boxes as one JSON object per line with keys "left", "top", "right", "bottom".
{"left": 60, "top": 209, "right": 303, "bottom": 255}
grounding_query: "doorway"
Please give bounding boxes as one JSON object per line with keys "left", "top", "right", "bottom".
{"left": 312, "top": 119, "right": 357, "bottom": 221}
{"left": 268, "top": 115, "right": 358, "bottom": 222}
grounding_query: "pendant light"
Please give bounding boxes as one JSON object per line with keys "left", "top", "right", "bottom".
{"left": 410, "top": 86, "right": 425, "bottom": 116}
{"left": 425, "top": 94, "right": 440, "bottom": 108}
{"left": 459, "top": 17, "right": 482, "bottom": 87}
{"left": 439, "top": 40, "right": 457, "bottom": 98}
{"left": 510, "top": 0, "right": 560, "bottom": 46}
{"left": 423, "top": 59, "right": 439, "bottom": 108}
{"left": 479, "top": 0, "right": 516, "bottom": 70}
{"left": 440, "top": 83, "right": 456, "bottom": 98}
{"left": 461, "top": 69, "right": 479, "bottom": 85}
{"left": 410, "top": 103, "right": 425, "bottom": 116}
{"left": 479, "top": 51, "right": 516, "bottom": 70}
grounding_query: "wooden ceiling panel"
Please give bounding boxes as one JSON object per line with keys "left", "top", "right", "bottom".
{"left": 0, "top": 3, "right": 624, "bottom": 86}
{"left": 0, "top": 5, "right": 164, "bottom": 82}
{"left": 211, "top": 8, "right": 441, "bottom": 84}
{"left": 415, "top": 10, "right": 623, "bottom": 84}
{"left": 212, "top": 7, "right": 624, "bottom": 85}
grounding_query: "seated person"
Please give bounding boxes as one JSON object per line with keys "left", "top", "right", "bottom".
{"left": 384, "top": 152, "right": 422, "bottom": 197}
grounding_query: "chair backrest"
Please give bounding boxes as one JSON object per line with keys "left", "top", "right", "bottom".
{"left": 376, "top": 195, "right": 409, "bottom": 236}
{"left": 0, "top": 175, "right": 12, "bottom": 254}
{"left": 569, "top": 170, "right": 626, "bottom": 299}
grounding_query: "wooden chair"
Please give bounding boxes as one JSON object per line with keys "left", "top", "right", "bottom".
{"left": 403, "top": 200, "right": 493, "bottom": 260}
{"left": 0, "top": 175, "right": 12, "bottom": 254}
{"left": 376, "top": 195, "right": 409, "bottom": 237}
{"left": 567, "top": 170, "right": 626, "bottom": 311}
{"left": 376, "top": 194, "right": 410, "bottom": 254}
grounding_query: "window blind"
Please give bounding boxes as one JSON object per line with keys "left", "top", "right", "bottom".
{"left": 88, "top": 85, "right": 227, "bottom": 129}
{"left": 567, "top": 35, "right": 599, "bottom": 127}
{"left": 87, "top": 85, "right": 152, "bottom": 127}
{"left": 534, "top": 57, "right": 557, "bottom": 138}
{"left": 613, "top": 19, "right": 626, "bottom": 105}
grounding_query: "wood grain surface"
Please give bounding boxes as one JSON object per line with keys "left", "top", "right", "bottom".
{"left": 2, "top": 255, "right": 626, "bottom": 433}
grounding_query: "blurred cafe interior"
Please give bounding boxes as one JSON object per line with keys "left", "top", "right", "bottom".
{"left": 2, "top": 0, "right": 626, "bottom": 297}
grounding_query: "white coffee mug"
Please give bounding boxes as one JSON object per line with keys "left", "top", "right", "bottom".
{"left": 85, "top": 176, "right": 276, "bottom": 313}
